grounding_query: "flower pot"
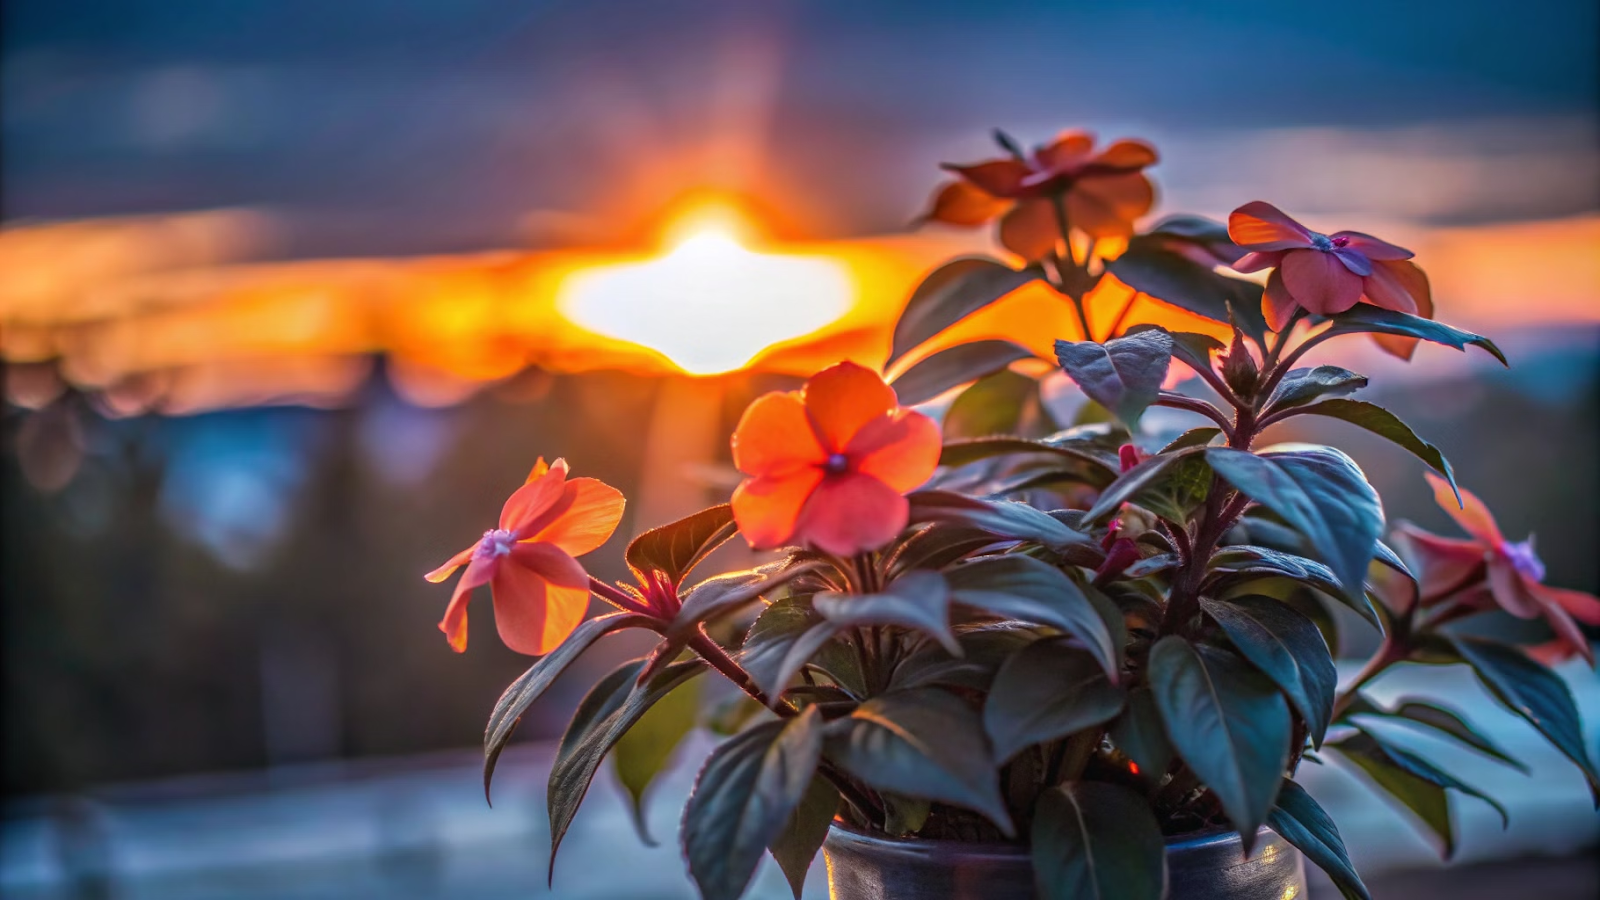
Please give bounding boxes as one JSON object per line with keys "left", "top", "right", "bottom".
{"left": 823, "top": 824, "right": 1307, "bottom": 900}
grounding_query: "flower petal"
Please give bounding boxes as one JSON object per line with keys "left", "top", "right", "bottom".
{"left": 1228, "top": 201, "right": 1315, "bottom": 250}
{"left": 1392, "top": 525, "right": 1487, "bottom": 602}
{"left": 1366, "top": 260, "right": 1432, "bottom": 360}
{"left": 1280, "top": 249, "right": 1363, "bottom": 315}
{"left": 1231, "top": 250, "right": 1284, "bottom": 274}
{"left": 1331, "top": 231, "right": 1413, "bottom": 260}
{"left": 499, "top": 458, "right": 570, "bottom": 532}
{"left": 1262, "top": 269, "right": 1299, "bottom": 332}
{"left": 1528, "top": 590, "right": 1594, "bottom": 665}
{"left": 1090, "top": 139, "right": 1158, "bottom": 171}
{"left": 1531, "top": 583, "right": 1600, "bottom": 626}
{"left": 425, "top": 544, "right": 476, "bottom": 584}
{"left": 1034, "top": 131, "right": 1095, "bottom": 172}
{"left": 999, "top": 198, "right": 1060, "bottom": 263}
{"left": 1331, "top": 247, "right": 1373, "bottom": 276}
{"left": 1066, "top": 172, "right": 1154, "bottom": 238}
{"left": 1486, "top": 556, "right": 1541, "bottom": 618}
{"left": 848, "top": 408, "right": 942, "bottom": 494}
{"left": 491, "top": 543, "right": 592, "bottom": 656}
{"left": 732, "top": 469, "right": 824, "bottom": 550}
{"left": 438, "top": 556, "right": 495, "bottom": 652}
{"left": 792, "top": 472, "right": 909, "bottom": 557}
{"left": 732, "top": 390, "right": 825, "bottom": 476}
{"left": 942, "top": 159, "right": 1031, "bottom": 198}
{"left": 1425, "top": 472, "right": 1504, "bottom": 545}
{"left": 528, "top": 477, "right": 626, "bottom": 557}
{"left": 803, "top": 361, "right": 899, "bottom": 453}
{"left": 922, "top": 180, "right": 1010, "bottom": 227}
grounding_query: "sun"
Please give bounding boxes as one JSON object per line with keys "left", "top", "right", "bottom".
{"left": 556, "top": 201, "right": 853, "bottom": 375}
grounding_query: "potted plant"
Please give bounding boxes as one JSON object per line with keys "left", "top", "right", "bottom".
{"left": 427, "top": 128, "right": 1600, "bottom": 900}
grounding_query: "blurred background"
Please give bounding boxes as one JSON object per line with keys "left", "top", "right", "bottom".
{"left": 2, "top": 1, "right": 1597, "bottom": 897}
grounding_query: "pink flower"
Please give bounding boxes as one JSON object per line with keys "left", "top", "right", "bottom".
{"left": 1393, "top": 474, "right": 1600, "bottom": 665}
{"left": 426, "top": 458, "right": 625, "bottom": 656}
{"left": 1227, "top": 202, "right": 1432, "bottom": 346}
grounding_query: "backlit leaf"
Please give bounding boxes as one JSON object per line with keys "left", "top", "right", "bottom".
{"left": 891, "top": 340, "right": 1036, "bottom": 406}
{"left": 890, "top": 257, "right": 1041, "bottom": 366}
{"left": 626, "top": 504, "right": 737, "bottom": 587}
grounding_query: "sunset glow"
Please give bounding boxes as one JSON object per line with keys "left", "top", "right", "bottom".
{"left": 556, "top": 204, "right": 853, "bottom": 375}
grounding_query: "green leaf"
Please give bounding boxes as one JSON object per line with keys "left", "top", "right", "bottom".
{"left": 1328, "top": 730, "right": 1454, "bottom": 857}
{"left": 1206, "top": 445, "right": 1384, "bottom": 597}
{"left": 739, "top": 598, "right": 841, "bottom": 699}
{"left": 1201, "top": 595, "right": 1337, "bottom": 748}
{"left": 1159, "top": 330, "right": 1226, "bottom": 375}
{"left": 547, "top": 659, "right": 705, "bottom": 880}
{"left": 815, "top": 570, "right": 959, "bottom": 656}
{"left": 1105, "top": 242, "right": 1267, "bottom": 342}
{"left": 1287, "top": 399, "right": 1461, "bottom": 504}
{"left": 626, "top": 504, "right": 737, "bottom": 587}
{"left": 1031, "top": 781, "right": 1167, "bottom": 900}
{"left": 824, "top": 688, "right": 1013, "bottom": 834}
{"left": 1109, "top": 688, "right": 1173, "bottom": 778}
{"left": 1084, "top": 447, "right": 1207, "bottom": 523}
{"left": 889, "top": 626, "right": 1035, "bottom": 693}
{"left": 943, "top": 369, "right": 1043, "bottom": 438}
{"left": 672, "top": 561, "right": 823, "bottom": 637}
{"left": 682, "top": 708, "right": 825, "bottom": 900}
{"left": 983, "top": 638, "right": 1126, "bottom": 763}
{"left": 891, "top": 340, "right": 1036, "bottom": 407}
{"left": 1323, "top": 305, "right": 1507, "bottom": 365}
{"left": 1352, "top": 698, "right": 1527, "bottom": 773}
{"left": 767, "top": 774, "right": 839, "bottom": 900}
{"left": 1267, "top": 779, "right": 1371, "bottom": 900}
{"left": 887, "top": 523, "right": 1002, "bottom": 578}
{"left": 908, "top": 489, "right": 1091, "bottom": 548}
{"left": 890, "top": 257, "right": 1041, "bottom": 366}
{"left": 1265, "top": 366, "right": 1368, "bottom": 413}
{"left": 1055, "top": 329, "right": 1174, "bottom": 428}
{"left": 1148, "top": 637, "right": 1291, "bottom": 844}
{"left": 1159, "top": 426, "right": 1222, "bottom": 453}
{"left": 939, "top": 430, "right": 1122, "bottom": 474}
{"left": 483, "top": 612, "right": 655, "bottom": 801}
{"left": 943, "top": 555, "right": 1119, "bottom": 678}
{"left": 1449, "top": 636, "right": 1600, "bottom": 792}
{"left": 1207, "top": 545, "right": 1380, "bottom": 629}
{"left": 612, "top": 677, "right": 700, "bottom": 843}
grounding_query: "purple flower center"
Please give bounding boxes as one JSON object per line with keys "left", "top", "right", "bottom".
{"left": 1330, "top": 235, "right": 1351, "bottom": 248}
{"left": 1503, "top": 537, "right": 1545, "bottom": 582}
{"left": 1311, "top": 233, "right": 1334, "bottom": 251}
{"left": 822, "top": 453, "right": 851, "bottom": 476}
{"left": 474, "top": 528, "right": 516, "bottom": 560}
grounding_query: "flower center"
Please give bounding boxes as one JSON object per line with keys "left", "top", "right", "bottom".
{"left": 474, "top": 528, "right": 516, "bottom": 560}
{"left": 822, "top": 453, "right": 851, "bottom": 476}
{"left": 1311, "top": 233, "right": 1334, "bottom": 251}
{"left": 1330, "top": 235, "right": 1351, "bottom": 248}
{"left": 1502, "top": 537, "right": 1545, "bottom": 582}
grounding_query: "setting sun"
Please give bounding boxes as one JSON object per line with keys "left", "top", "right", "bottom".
{"left": 556, "top": 203, "right": 853, "bottom": 375}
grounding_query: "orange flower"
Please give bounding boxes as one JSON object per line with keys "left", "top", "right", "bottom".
{"left": 730, "top": 362, "right": 941, "bottom": 557}
{"left": 426, "top": 458, "right": 625, "bottom": 655}
{"left": 923, "top": 131, "right": 1158, "bottom": 262}
{"left": 1393, "top": 474, "right": 1600, "bottom": 664}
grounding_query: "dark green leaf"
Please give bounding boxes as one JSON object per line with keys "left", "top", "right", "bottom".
{"left": 984, "top": 638, "right": 1125, "bottom": 763}
{"left": 891, "top": 340, "right": 1036, "bottom": 407}
{"left": 612, "top": 677, "right": 700, "bottom": 842}
{"left": 944, "top": 556, "right": 1118, "bottom": 677}
{"left": 1105, "top": 242, "right": 1267, "bottom": 342}
{"left": 939, "top": 431, "right": 1122, "bottom": 474}
{"left": 943, "top": 369, "right": 1043, "bottom": 438}
{"left": 682, "top": 708, "right": 825, "bottom": 900}
{"left": 1201, "top": 595, "right": 1336, "bottom": 747}
{"left": 1352, "top": 699, "right": 1527, "bottom": 773}
{"left": 547, "top": 659, "right": 705, "bottom": 880}
{"left": 825, "top": 688, "right": 1013, "bottom": 834}
{"left": 1265, "top": 366, "right": 1368, "bottom": 413}
{"left": 1287, "top": 399, "right": 1461, "bottom": 504}
{"left": 1148, "top": 637, "right": 1291, "bottom": 844}
{"left": 768, "top": 774, "right": 839, "bottom": 900}
{"left": 1159, "top": 330, "right": 1225, "bottom": 375}
{"left": 1267, "top": 779, "right": 1371, "bottom": 900}
{"left": 1032, "top": 781, "right": 1167, "bottom": 900}
{"left": 1449, "top": 636, "right": 1600, "bottom": 792}
{"left": 1206, "top": 445, "right": 1384, "bottom": 597}
{"left": 1207, "top": 545, "right": 1380, "bottom": 629}
{"left": 1055, "top": 329, "right": 1174, "bottom": 428}
{"left": 1084, "top": 447, "right": 1207, "bottom": 523}
{"left": 739, "top": 598, "right": 841, "bottom": 700}
{"left": 626, "top": 504, "right": 737, "bottom": 587}
{"left": 1109, "top": 688, "right": 1173, "bottom": 778}
{"left": 908, "top": 490, "right": 1091, "bottom": 548}
{"left": 672, "top": 561, "right": 822, "bottom": 636}
{"left": 890, "top": 257, "right": 1040, "bottom": 366}
{"left": 815, "top": 570, "right": 959, "bottom": 656}
{"left": 889, "top": 626, "right": 1035, "bottom": 693}
{"left": 1328, "top": 730, "right": 1454, "bottom": 857}
{"left": 1160, "top": 427, "right": 1222, "bottom": 453}
{"left": 484, "top": 612, "right": 654, "bottom": 801}
{"left": 1323, "top": 305, "right": 1507, "bottom": 366}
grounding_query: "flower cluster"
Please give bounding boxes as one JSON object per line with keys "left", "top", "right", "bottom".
{"left": 426, "top": 127, "right": 1596, "bottom": 900}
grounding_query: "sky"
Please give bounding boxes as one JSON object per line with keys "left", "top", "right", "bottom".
{"left": 5, "top": 0, "right": 1597, "bottom": 255}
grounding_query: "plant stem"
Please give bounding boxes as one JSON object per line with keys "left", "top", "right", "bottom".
{"left": 1154, "top": 392, "right": 1236, "bottom": 437}
{"left": 1330, "top": 634, "right": 1405, "bottom": 721}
